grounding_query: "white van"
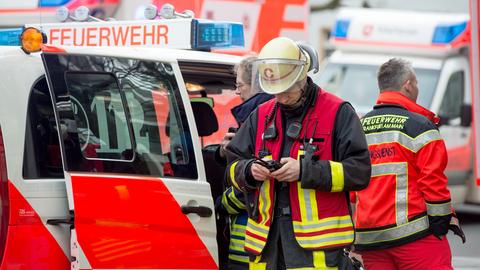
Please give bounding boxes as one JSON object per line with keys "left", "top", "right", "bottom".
{"left": 313, "top": 8, "right": 479, "bottom": 206}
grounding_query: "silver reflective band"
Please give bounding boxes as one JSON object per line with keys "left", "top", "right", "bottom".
{"left": 293, "top": 216, "right": 352, "bottom": 232}
{"left": 371, "top": 163, "right": 408, "bottom": 225}
{"left": 426, "top": 201, "right": 452, "bottom": 216}
{"left": 366, "top": 130, "right": 441, "bottom": 153}
{"left": 297, "top": 231, "right": 354, "bottom": 246}
{"left": 355, "top": 216, "right": 429, "bottom": 245}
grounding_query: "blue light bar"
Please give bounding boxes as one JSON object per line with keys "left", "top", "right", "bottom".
{"left": 39, "top": 0, "right": 71, "bottom": 7}
{"left": 0, "top": 28, "right": 22, "bottom": 46}
{"left": 192, "top": 19, "right": 245, "bottom": 50}
{"left": 332, "top": 19, "right": 351, "bottom": 39}
{"left": 432, "top": 21, "right": 467, "bottom": 44}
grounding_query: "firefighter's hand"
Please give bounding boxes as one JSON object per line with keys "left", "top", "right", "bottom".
{"left": 219, "top": 132, "right": 235, "bottom": 158}
{"left": 271, "top": 157, "right": 300, "bottom": 182}
{"left": 251, "top": 162, "right": 271, "bottom": 181}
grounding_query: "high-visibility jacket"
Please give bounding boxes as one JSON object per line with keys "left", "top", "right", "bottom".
{"left": 218, "top": 186, "right": 249, "bottom": 264}
{"left": 353, "top": 91, "right": 452, "bottom": 250}
{"left": 226, "top": 83, "right": 371, "bottom": 256}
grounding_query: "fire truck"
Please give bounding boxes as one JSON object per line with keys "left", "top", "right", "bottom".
{"left": 313, "top": 7, "right": 480, "bottom": 208}
{"left": 0, "top": 5, "right": 245, "bottom": 269}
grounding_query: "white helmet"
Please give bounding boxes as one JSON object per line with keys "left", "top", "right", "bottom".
{"left": 254, "top": 37, "right": 311, "bottom": 94}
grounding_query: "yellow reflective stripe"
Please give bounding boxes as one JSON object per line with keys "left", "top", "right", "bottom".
{"left": 221, "top": 194, "right": 239, "bottom": 214}
{"left": 228, "top": 189, "right": 246, "bottom": 209}
{"left": 293, "top": 215, "right": 352, "bottom": 233}
{"left": 300, "top": 238, "right": 354, "bottom": 249}
{"left": 296, "top": 230, "right": 354, "bottom": 242}
{"left": 258, "top": 180, "right": 272, "bottom": 225}
{"left": 329, "top": 161, "right": 344, "bottom": 192}
{"left": 231, "top": 224, "right": 246, "bottom": 237}
{"left": 312, "top": 251, "right": 338, "bottom": 270}
{"left": 298, "top": 181, "right": 308, "bottom": 221}
{"left": 229, "top": 161, "right": 240, "bottom": 190}
{"left": 250, "top": 261, "right": 266, "bottom": 270}
{"left": 309, "top": 188, "right": 319, "bottom": 221}
{"left": 229, "top": 238, "right": 246, "bottom": 252}
{"left": 229, "top": 254, "right": 249, "bottom": 263}
{"left": 244, "top": 240, "right": 263, "bottom": 254}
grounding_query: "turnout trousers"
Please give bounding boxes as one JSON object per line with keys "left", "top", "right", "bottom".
{"left": 358, "top": 235, "right": 453, "bottom": 270}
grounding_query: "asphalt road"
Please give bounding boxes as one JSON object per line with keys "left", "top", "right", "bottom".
{"left": 451, "top": 212, "right": 480, "bottom": 270}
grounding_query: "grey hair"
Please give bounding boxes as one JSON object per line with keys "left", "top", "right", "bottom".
{"left": 377, "top": 58, "right": 415, "bottom": 92}
{"left": 234, "top": 56, "right": 258, "bottom": 86}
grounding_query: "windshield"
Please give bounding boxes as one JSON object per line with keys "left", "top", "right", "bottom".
{"left": 312, "top": 63, "right": 440, "bottom": 114}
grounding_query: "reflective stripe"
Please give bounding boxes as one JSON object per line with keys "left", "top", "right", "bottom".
{"left": 229, "top": 238, "right": 246, "bottom": 252}
{"left": 297, "top": 230, "right": 354, "bottom": 248}
{"left": 229, "top": 254, "right": 249, "bottom": 263}
{"left": 293, "top": 215, "right": 353, "bottom": 233}
{"left": 228, "top": 189, "right": 245, "bottom": 209}
{"left": 231, "top": 224, "right": 246, "bottom": 237}
{"left": 366, "top": 129, "right": 442, "bottom": 153}
{"left": 313, "top": 251, "right": 338, "bottom": 270}
{"left": 249, "top": 261, "right": 267, "bottom": 270}
{"left": 230, "top": 161, "right": 241, "bottom": 190}
{"left": 244, "top": 236, "right": 264, "bottom": 253}
{"left": 258, "top": 179, "right": 271, "bottom": 224}
{"left": 426, "top": 201, "right": 452, "bottom": 216}
{"left": 246, "top": 220, "right": 269, "bottom": 238}
{"left": 355, "top": 215, "right": 429, "bottom": 245}
{"left": 222, "top": 194, "right": 239, "bottom": 214}
{"left": 371, "top": 163, "right": 408, "bottom": 225}
{"left": 329, "top": 161, "right": 344, "bottom": 192}
{"left": 298, "top": 181, "right": 316, "bottom": 221}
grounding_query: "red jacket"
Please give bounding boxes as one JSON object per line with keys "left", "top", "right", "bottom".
{"left": 353, "top": 92, "right": 452, "bottom": 250}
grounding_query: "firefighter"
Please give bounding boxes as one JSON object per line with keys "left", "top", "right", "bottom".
{"left": 215, "top": 56, "right": 273, "bottom": 269}
{"left": 353, "top": 58, "right": 465, "bottom": 270}
{"left": 225, "top": 37, "right": 371, "bottom": 269}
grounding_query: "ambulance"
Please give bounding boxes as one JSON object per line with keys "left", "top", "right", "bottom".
{"left": 0, "top": 5, "right": 245, "bottom": 269}
{"left": 313, "top": 8, "right": 480, "bottom": 207}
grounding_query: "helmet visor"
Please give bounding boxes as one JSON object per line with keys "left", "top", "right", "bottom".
{"left": 253, "top": 59, "right": 306, "bottom": 94}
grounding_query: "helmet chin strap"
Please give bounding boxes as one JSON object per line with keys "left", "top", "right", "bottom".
{"left": 279, "top": 81, "right": 307, "bottom": 111}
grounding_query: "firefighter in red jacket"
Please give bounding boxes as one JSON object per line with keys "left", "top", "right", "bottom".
{"left": 225, "top": 37, "right": 371, "bottom": 269}
{"left": 353, "top": 58, "right": 465, "bottom": 270}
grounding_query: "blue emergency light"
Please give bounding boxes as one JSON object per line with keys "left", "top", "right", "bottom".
{"left": 0, "top": 28, "right": 22, "bottom": 46}
{"left": 192, "top": 20, "right": 245, "bottom": 50}
{"left": 432, "top": 21, "right": 467, "bottom": 44}
{"left": 332, "top": 19, "right": 351, "bottom": 39}
{"left": 39, "top": 0, "right": 71, "bottom": 7}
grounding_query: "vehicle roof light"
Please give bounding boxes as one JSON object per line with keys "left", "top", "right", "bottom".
{"left": 192, "top": 20, "right": 244, "bottom": 50}
{"left": 21, "top": 27, "right": 47, "bottom": 54}
{"left": 332, "top": 19, "right": 351, "bottom": 39}
{"left": 39, "top": 0, "right": 70, "bottom": 7}
{"left": 144, "top": 4, "right": 158, "bottom": 20}
{"left": 56, "top": 6, "right": 70, "bottom": 22}
{"left": 432, "top": 21, "right": 467, "bottom": 44}
{"left": 0, "top": 28, "right": 22, "bottom": 46}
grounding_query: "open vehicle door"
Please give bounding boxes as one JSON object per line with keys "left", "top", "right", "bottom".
{"left": 42, "top": 46, "right": 218, "bottom": 269}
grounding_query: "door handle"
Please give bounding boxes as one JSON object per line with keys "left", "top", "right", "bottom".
{"left": 181, "top": 205, "right": 213, "bottom": 217}
{"left": 47, "top": 217, "right": 74, "bottom": 226}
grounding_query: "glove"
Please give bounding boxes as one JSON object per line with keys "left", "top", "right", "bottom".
{"left": 428, "top": 214, "right": 451, "bottom": 240}
{"left": 450, "top": 215, "right": 466, "bottom": 243}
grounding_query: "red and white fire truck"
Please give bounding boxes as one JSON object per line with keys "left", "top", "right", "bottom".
{"left": 313, "top": 7, "right": 480, "bottom": 208}
{"left": 0, "top": 7, "right": 245, "bottom": 269}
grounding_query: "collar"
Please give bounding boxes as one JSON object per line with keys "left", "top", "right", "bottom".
{"left": 376, "top": 91, "right": 439, "bottom": 125}
{"left": 231, "top": 92, "right": 273, "bottom": 125}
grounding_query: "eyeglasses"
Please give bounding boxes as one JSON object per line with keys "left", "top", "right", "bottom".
{"left": 235, "top": 83, "right": 247, "bottom": 89}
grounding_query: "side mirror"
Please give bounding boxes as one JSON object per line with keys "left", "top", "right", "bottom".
{"left": 460, "top": 104, "right": 472, "bottom": 127}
